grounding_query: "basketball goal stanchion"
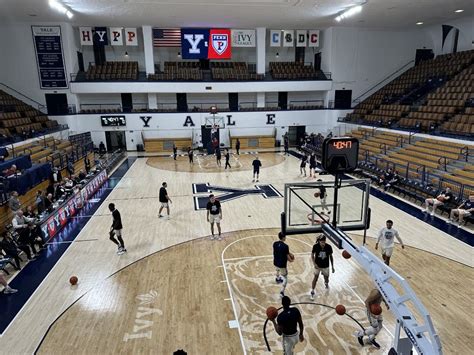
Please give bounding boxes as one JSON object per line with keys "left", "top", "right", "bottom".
{"left": 276, "top": 137, "right": 443, "bottom": 355}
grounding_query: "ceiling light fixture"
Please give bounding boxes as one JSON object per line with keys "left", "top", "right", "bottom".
{"left": 416, "top": 21, "right": 424, "bottom": 25}
{"left": 49, "top": 0, "right": 74, "bottom": 19}
{"left": 454, "top": 9, "right": 464, "bottom": 13}
{"left": 335, "top": 5, "right": 363, "bottom": 22}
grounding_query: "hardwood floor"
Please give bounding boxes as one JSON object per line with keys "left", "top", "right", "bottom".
{"left": 0, "top": 152, "right": 472, "bottom": 354}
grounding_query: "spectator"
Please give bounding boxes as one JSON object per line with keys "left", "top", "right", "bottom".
{"left": 3, "top": 164, "right": 18, "bottom": 177}
{"left": 44, "top": 193, "right": 54, "bottom": 211}
{"left": 17, "top": 222, "right": 42, "bottom": 257}
{"left": 84, "top": 156, "right": 91, "bottom": 174}
{"left": 35, "top": 190, "right": 45, "bottom": 213}
{"left": 1, "top": 232, "right": 34, "bottom": 266}
{"left": 8, "top": 191, "right": 20, "bottom": 212}
{"left": 424, "top": 187, "right": 453, "bottom": 216}
{"left": 25, "top": 205, "right": 38, "bottom": 219}
{"left": 99, "top": 141, "right": 106, "bottom": 155}
{"left": 67, "top": 159, "right": 75, "bottom": 177}
{"left": 384, "top": 171, "right": 400, "bottom": 192}
{"left": 46, "top": 182, "right": 55, "bottom": 196}
{"left": 12, "top": 210, "right": 34, "bottom": 234}
{"left": 448, "top": 195, "right": 474, "bottom": 225}
{"left": 0, "top": 273, "right": 18, "bottom": 294}
{"left": 78, "top": 170, "right": 86, "bottom": 181}
{"left": 51, "top": 167, "right": 62, "bottom": 183}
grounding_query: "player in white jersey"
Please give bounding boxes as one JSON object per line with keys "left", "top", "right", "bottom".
{"left": 375, "top": 220, "right": 404, "bottom": 266}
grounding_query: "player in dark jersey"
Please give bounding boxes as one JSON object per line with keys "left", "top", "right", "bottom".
{"left": 108, "top": 203, "right": 126, "bottom": 255}
{"left": 310, "top": 235, "right": 334, "bottom": 299}
{"left": 316, "top": 179, "right": 329, "bottom": 213}
{"left": 188, "top": 148, "right": 193, "bottom": 164}
{"left": 309, "top": 153, "right": 317, "bottom": 178}
{"left": 235, "top": 138, "right": 241, "bottom": 155}
{"left": 270, "top": 296, "right": 304, "bottom": 355}
{"left": 252, "top": 155, "right": 262, "bottom": 182}
{"left": 300, "top": 154, "right": 307, "bottom": 177}
{"left": 206, "top": 194, "right": 222, "bottom": 240}
{"left": 173, "top": 144, "right": 177, "bottom": 160}
{"left": 273, "top": 232, "right": 292, "bottom": 297}
{"left": 215, "top": 146, "right": 222, "bottom": 167}
{"left": 224, "top": 149, "right": 231, "bottom": 169}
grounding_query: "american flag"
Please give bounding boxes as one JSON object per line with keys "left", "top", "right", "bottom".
{"left": 153, "top": 28, "right": 182, "bottom": 47}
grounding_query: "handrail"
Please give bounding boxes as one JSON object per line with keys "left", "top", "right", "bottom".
{"left": 352, "top": 60, "right": 415, "bottom": 104}
{"left": 380, "top": 143, "right": 387, "bottom": 155}
{"left": 460, "top": 146, "right": 469, "bottom": 162}
{"left": 0, "top": 82, "right": 47, "bottom": 113}
{"left": 396, "top": 136, "right": 404, "bottom": 147}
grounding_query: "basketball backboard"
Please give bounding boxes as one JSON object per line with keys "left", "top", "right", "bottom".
{"left": 282, "top": 179, "right": 370, "bottom": 235}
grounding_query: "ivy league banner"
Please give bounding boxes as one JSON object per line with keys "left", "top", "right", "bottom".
{"left": 31, "top": 26, "right": 68, "bottom": 89}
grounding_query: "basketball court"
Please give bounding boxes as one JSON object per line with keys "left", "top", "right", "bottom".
{"left": 0, "top": 152, "right": 471, "bottom": 354}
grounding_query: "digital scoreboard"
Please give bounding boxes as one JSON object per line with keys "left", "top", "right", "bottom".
{"left": 100, "top": 115, "right": 126, "bottom": 127}
{"left": 322, "top": 137, "right": 359, "bottom": 173}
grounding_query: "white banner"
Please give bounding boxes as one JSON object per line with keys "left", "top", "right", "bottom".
{"left": 125, "top": 28, "right": 138, "bottom": 46}
{"left": 231, "top": 29, "right": 256, "bottom": 47}
{"left": 79, "top": 27, "right": 93, "bottom": 45}
{"left": 109, "top": 27, "right": 123, "bottom": 46}
{"left": 283, "top": 30, "right": 294, "bottom": 47}
{"left": 308, "top": 29, "right": 320, "bottom": 47}
{"left": 296, "top": 30, "right": 307, "bottom": 47}
{"left": 270, "top": 30, "right": 281, "bottom": 47}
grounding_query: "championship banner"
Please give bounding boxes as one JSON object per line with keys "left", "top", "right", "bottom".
{"left": 31, "top": 26, "right": 68, "bottom": 89}
{"left": 231, "top": 29, "right": 255, "bottom": 47}
{"left": 79, "top": 27, "right": 93, "bottom": 45}
{"left": 181, "top": 28, "right": 209, "bottom": 59}
{"left": 125, "top": 28, "right": 138, "bottom": 46}
{"left": 208, "top": 29, "right": 231, "bottom": 59}
{"left": 283, "top": 30, "right": 294, "bottom": 47}
{"left": 110, "top": 27, "right": 123, "bottom": 46}
{"left": 93, "top": 27, "right": 109, "bottom": 45}
{"left": 296, "top": 30, "right": 307, "bottom": 47}
{"left": 308, "top": 30, "right": 320, "bottom": 47}
{"left": 270, "top": 30, "right": 281, "bottom": 47}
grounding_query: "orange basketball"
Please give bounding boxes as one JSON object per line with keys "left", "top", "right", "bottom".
{"left": 287, "top": 253, "right": 295, "bottom": 262}
{"left": 266, "top": 306, "right": 278, "bottom": 320}
{"left": 342, "top": 250, "right": 351, "bottom": 259}
{"left": 335, "top": 304, "right": 346, "bottom": 315}
{"left": 69, "top": 276, "right": 78, "bottom": 286}
{"left": 371, "top": 304, "right": 382, "bottom": 315}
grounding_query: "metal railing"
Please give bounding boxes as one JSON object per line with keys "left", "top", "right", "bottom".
{"left": 0, "top": 82, "right": 47, "bottom": 114}
{"left": 460, "top": 146, "right": 470, "bottom": 162}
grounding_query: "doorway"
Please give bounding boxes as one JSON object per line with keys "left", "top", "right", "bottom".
{"left": 334, "top": 90, "right": 352, "bottom": 109}
{"left": 105, "top": 131, "right": 127, "bottom": 151}
{"left": 201, "top": 125, "right": 220, "bottom": 154}
{"left": 121, "top": 93, "right": 133, "bottom": 113}
{"left": 288, "top": 126, "right": 306, "bottom": 146}
{"left": 45, "top": 93, "right": 68, "bottom": 115}
{"left": 278, "top": 92, "right": 288, "bottom": 110}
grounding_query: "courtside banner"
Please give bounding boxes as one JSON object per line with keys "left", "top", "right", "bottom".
{"left": 208, "top": 29, "right": 231, "bottom": 59}
{"left": 181, "top": 28, "right": 209, "bottom": 59}
{"left": 231, "top": 29, "right": 255, "bottom": 47}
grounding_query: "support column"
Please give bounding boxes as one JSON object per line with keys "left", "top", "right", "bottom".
{"left": 148, "top": 93, "right": 157, "bottom": 109}
{"left": 256, "top": 27, "right": 266, "bottom": 75}
{"left": 142, "top": 26, "right": 155, "bottom": 74}
{"left": 257, "top": 92, "right": 265, "bottom": 108}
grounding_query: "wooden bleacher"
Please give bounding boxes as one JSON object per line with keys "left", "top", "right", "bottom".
{"left": 143, "top": 138, "right": 192, "bottom": 152}
{"left": 231, "top": 135, "right": 275, "bottom": 149}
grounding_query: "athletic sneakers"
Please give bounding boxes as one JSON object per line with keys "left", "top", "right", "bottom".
{"left": 370, "top": 339, "right": 381, "bottom": 349}
{"left": 117, "top": 247, "right": 126, "bottom": 255}
{"left": 279, "top": 291, "right": 285, "bottom": 298}
{"left": 357, "top": 336, "right": 364, "bottom": 346}
{"left": 430, "top": 211, "right": 435, "bottom": 216}
{"left": 217, "top": 235, "right": 222, "bottom": 241}
{"left": 3, "top": 287, "right": 18, "bottom": 294}
{"left": 159, "top": 214, "right": 164, "bottom": 218}
{"left": 256, "top": 179, "right": 259, "bottom": 182}
{"left": 310, "top": 290, "right": 315, "bottom": 300}
{"left": 325, "top": 282, "right": 329, "bottom": 289}
{"left": 275, "top": 277, "right": 283, "bottom": 284}
{"left": 210, "top": 235, "right": 215, "bottom": 240}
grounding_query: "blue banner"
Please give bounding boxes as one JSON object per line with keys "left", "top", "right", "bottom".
{"left": 31, "top": 26, "right": 68, "bottom": 89}
{"left": 93, "top": 26, "right": 109, "bottom": 45}
{"left": 181, "top": 28, "right": 209, "bottom": 59}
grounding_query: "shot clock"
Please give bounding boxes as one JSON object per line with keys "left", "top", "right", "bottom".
{"left": 322, "top": 137, "right": 359, "bottom": 173}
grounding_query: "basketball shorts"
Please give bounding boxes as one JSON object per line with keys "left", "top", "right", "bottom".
{"left": 300, "top": 163, "right": 306, "bottom": 168}
{"left": 367, "top": 309, "right": 383, "bottom": 331}
{"left": 209, "top": 214, "right": 221, "bottom": 223}
{"left": 161, "top": 202, "right": 169, "bottom": 208}
{"left": 275, "top": 266, "right": 288, "bottom": 277}
{"left": 114, "top": 229, "right": 122, "bottom": 237}
{"left": 310, "top": 164, "right": 316, "bottom": 169}
{"left": 459, "top": 210, "right": 471, "bottom": 216}
{"left": 381, "top": 247, "right": 393, "bottom": 257}
{"left": 253, "top": 169, "right": 260, "bottom": 175}
{"left": 282, "top": 333, "right": 298, "bottom": 355}
{"left": 314, "top": 265, "right": 329, "bottom": 277}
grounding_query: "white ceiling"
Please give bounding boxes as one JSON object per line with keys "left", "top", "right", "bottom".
{"left": 0, "top": 0, "right": 473, "bottom": 29}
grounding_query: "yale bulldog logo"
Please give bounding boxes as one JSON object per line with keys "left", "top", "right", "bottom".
{"left": 192, "top": 183, "right": 282, "bottom": 210}
{"left": 212, "top": 34, "right": 228, "bottom": 55}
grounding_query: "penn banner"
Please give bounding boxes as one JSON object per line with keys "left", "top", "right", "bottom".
{"left": 270, "top": 30, "right": 281, "bottom": 47}
{"left": 231, "top": 29, "right": 256, "bottom": 47}
{"left": 296, "top": 30, "right": 307, "bottom": 47}
{"left": 208, "top": 29, "right": 231, "bottom": 59}
{"left": 308, "top": 30, "right": 320, "bottom": 47}
{"left": 31, "top": 26, "right": 68, "bottom": 89}
{"left": 283, "top": 30, "right": 294, "bottom": 47}
{"left": 125, "top": 28, "right": 138, "bottom": 46}
{"left": 181, "top": 28, "right": 210, "bottom": 59}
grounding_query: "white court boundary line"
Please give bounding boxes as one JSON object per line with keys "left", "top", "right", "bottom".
{"left": 221, "top": 234, "right": 394, "bottom": 354}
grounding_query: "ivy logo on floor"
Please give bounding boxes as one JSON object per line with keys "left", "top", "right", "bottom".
{"left": 123, "top": 290, "right": 163, "bottom": 342}
{"left": 192, "top": 183, "right": 282, "bottom": 210}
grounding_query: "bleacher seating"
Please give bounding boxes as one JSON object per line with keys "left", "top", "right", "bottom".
{"left": 345, "top": 49, "right": 474, "bottom": 134}
{"left": 211, "top": 62, "right": 264, "bottom": 81}
{"left": 0, "top": 91, "right": 59, "bottom": 142}
{"left": 270, "top": 62, "right": 322, "bottom": 80}
{"left": 148, "top": 61, "right": 202, "bottom": 81}
{"left": 84, "top": 61, "right": 138, "bottom": 81}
